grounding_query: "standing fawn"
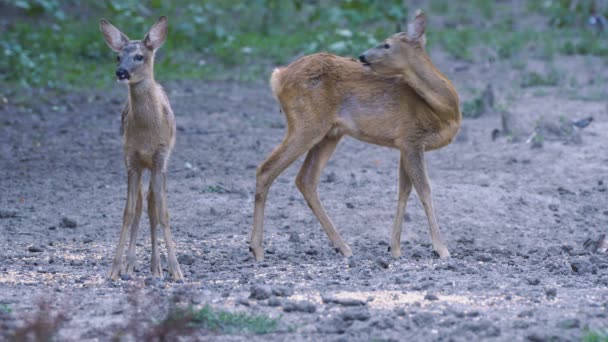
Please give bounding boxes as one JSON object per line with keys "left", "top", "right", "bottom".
{"left": 250, "top": 10, "right": 460, "bottom": 261}
{"left": 100, "top": 16, "right": 183, "bottom": 281}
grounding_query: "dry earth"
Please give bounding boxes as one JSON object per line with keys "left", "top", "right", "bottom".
{"left": 1, "top": 50, "right": 608, "bottom": 341}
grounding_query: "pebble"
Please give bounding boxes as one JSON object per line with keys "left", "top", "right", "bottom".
{"left": 545, "top": 288, "right": 557, "bottom": 299}
{"left": 249, "top": 284, "right": 272, "bottom": 300}
{"left": 340, "top": 308, "right": 371, "bottom": 321}
{"left": 322, "top": 295, "right": 366, "bottom": 306}
{"left": 27, "top": 246, "right": 43, "bottom": 253}
{"left": 267, "top": 297, "right": 281, "bottom": 307}
{"left": 271, "top": 285, "right": 294, "bottom": 297}
{"left": 282, "top": 300, "right": 316, "bottom": 313}
{"left": 424, "top": 293, "right": 439, "bottom": 301}
{"left": 0, "top": 209, "right": 17, "bottom": 219}
{"left": 558, "top": 318, "right": 580, "bottom": 329}
{"left": 570, "top": 259, "right": 597, "bottom": 274}
{"left": 526, "top": 277, "right": 541, "bottom": 286}
{"left": 412, "top": 312, "right": 435, "bottom": 327}
{"left": 60, "top": 216, "right": 77, "bottom": 228}
{"left": 288, "top": 232, "right": 301, "bottom": 243}
{"left": 177, "top": 254, "right": 195, "bottom": 266}
{"left": 236, "top": 297, "right": 250, "bottom": 306}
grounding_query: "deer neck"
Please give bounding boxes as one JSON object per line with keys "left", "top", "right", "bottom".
{"left": 401, "top": 52, "right": 460, "bottom": 122}
{"left": 127, "top": 77, "right": 162, "bottom": 122}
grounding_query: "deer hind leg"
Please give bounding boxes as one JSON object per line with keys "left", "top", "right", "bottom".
{"left": 109, "top": 168, "right": 142, "bottom": 280}
{"left": 390, "top": 154, "right": 413, "bottom": 258}
{"left": 402, "top": 148, "right": 450, "bottom": 258}
{"left": 125, "top": 185, "right": 143, "bottom": 275}
{"left": 147, "top": 182, "right": 162, "bottom": 278}
{"left": 251, "top": 128, "right": 328, "bottom": 261}
{"left": 295, "top": 134, "right": 352, "bottom": 257}
{"left": 151, "top": 169, "right": 183, "bottom": 281}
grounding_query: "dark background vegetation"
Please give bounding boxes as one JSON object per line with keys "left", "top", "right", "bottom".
{"left": 0, "top": 0, "right": 607, "bottom": 90}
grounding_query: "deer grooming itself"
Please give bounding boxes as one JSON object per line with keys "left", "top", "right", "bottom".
{"left": 250, "top": 10, "right": 461, "bottom": 261}
{"left": 100, "top": 16, "right": 183, "bottom": 281}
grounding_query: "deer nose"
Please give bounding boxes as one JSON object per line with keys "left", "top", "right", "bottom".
{"left": 115, "top": 68, "right": 130, "bottom": 80}
{"left": 359, "top": 55, "right": 366, "bottom": 63}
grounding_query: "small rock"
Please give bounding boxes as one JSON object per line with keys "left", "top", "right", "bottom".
{"left": 346, "top": 202, "right": 355, "bottom": 209}
{"left": 412, "top": 312, "right": 435, "bottom": 327}
{"left": 282, "top": 300, "right": 316, "bottom": 313}
{"left": 271, "top": 285, "right": 294, "bottom": 297}
{"left": 548, "top": 204, "right": 559, "bottom": 212}
{"left": 340, "top": 308, "right": 371, "bottom": 321}
{"left": 288, "top": 232, "right": 301, "bottom": 243}
{"left": 526, "top": 277, "right": 540, "bottom": 286}
{"left": 518, "top": 310, "right": 534, "bottom": 318}
{"left": 249, "top": 284, "right": 272, "bottom": 300}
{"left": 570, "top": 259, "right": 597, "bottom": 274}
{"left": 369, "top": 317, "right": 394, "bottom": 329}
{"left": 545, "top": 288, "right": 557, "bottom": 299}
{"left": 558, "top": 318, "right": 580, "bottom": 329}
{"left": 476, "top": 254, "right": 493, "bottom": 262}
{"left": 236, "top": 297, "right": 250, "bottom": 306}
{"left": 424, "top": 293, "right": 439, "bottom": 301}
{"left": 376, "top": 258, "right": 389, "bottom": 269}
{"left": 526, "top": 333, "right": 547, "bottom": 342}
{"left": 177, "top": 254, "right": 195, "bottom": 266}
{"left": 0, "top": 209, "right": 17, "bottom": 219}
{"left": 60, "top": 216, "right": 77, "bottom": 228}
{"left": 322, "top": 296, "right": 366, "bottom": 306}
{"left": 27, "top": 246, "right": 43, "bottom": 253}
{"left": 120, "top": 274, "right": 131, "bottom": 281}
{"left": 267, "top": 297, "right": 281, "bottom": 307}
{"left": 317, "top": 317, "right": 352, "bottom": 334}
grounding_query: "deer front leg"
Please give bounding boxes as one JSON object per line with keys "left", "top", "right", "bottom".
{"left": 151, "top": 169, "right": 183, "bottom": 281}
{"left": 402, "top": 148, "right": 450, "bottom": 258}
{"left": 109, "top": 169, "right": 142, "bottom": 280}
{"left": 390, "top": 154, "right": 413, "bottom": 258}
{"left": 147, "top": 186, "right": 162, "bottom": 278}
{"left": 125, "top": 186, "right": 143, "bottom": 275}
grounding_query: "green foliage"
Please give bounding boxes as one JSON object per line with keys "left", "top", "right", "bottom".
{"left": 462, "top": 97, "right": 484, "bottom": 118}
{"left": 2, "top": 0, "right": 608, "bottom": 90}
{"left": 520, "top": 69, "right": 561, "bottom": 87}
{"left": 584, "top": 329, "right": 608, "bottom": 342}
{"left": 0, "top": 304, "right": 11, "bottom": 314}
{"left": 190, "top": 305, "right": 279, "bottom": 334}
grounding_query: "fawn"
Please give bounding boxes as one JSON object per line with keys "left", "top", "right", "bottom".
{"left": 250, "top": 10, "right": 461, "bottom": 261}
{"left": 100, "top": 16, "right": 183, "bottom": 281}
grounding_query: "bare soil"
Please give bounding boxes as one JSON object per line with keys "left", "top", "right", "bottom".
{"left": 1, "top": 51, "right": 607, "bottom": 341}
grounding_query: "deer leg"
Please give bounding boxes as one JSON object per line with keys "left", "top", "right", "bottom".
{"left": 251, "top": 129, "right": 326, "bottom": 261}
{"left": 147, "top": 183, "right": 162, "bottom": 278}
{"left": 402, "top": 148, "right": 450, "bottom": 258}
{"left": 295, "top": 135, "right": 352, "bottom": 257}
{"left": 390, "top": 154, "right": 413, "bottom": 258}
{"left": 109, "top": 169, "right": 142, "bottom": 280}
{"left": 152, "top": 169, "right": 183, "bottom": 281}
{"left": 125, "top": 185, "right": 143, "bottom": 275}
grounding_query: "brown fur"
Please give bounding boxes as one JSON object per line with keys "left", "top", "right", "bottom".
{"left": 251, "top": 11, "right": 461, "bottom": 261}
{"left": 100, "top": 16, "right": 183, "bottom": 281}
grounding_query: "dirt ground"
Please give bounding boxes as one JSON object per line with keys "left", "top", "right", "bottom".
{"left": 1, "top": 49, "right": 608, "bottom": 341}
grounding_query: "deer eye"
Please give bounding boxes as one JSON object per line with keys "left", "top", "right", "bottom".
{"left": 135, "top": 54, "right": 144, "bottom": 61}
{"left": 116, "top": 55, "right": 121, "bottom": 62}
{"left": 383, "top": 43, "right": 390, "bottom": 49}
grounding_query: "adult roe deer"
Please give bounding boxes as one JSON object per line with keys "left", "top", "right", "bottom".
{"left": 250, "top": 10, "right": 461, "bottom": 261}
{"left": 100, "top": 16, "right": 183, "bottom": 281}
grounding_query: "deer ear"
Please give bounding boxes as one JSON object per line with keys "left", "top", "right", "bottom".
{"left": 407, "top": 9, "right": 426, "bottom": 43}
{"left": 143, "top": 16, "right": 168, "bottom": 50}
{"left": 99, "top": 19, "right": 129, "bottom": 52}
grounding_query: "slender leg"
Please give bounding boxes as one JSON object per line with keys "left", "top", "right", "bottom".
{"left": 295, "top": 135, "right": 352, "bottom": 257}
{"left": 390, "top": 154, "right": 413, "bottom": 258}
{"left": 251, "top": 129, "right": 326, "bottom": 261}
{"left": 152, "top": 170, "right": 183, "bottom": 281}
{"left": 125, "top": 186, "right": 143, "bottom": 275}
{"left": 109, "top": 169, "right": 142, "bottom": 279}
{"left": 402, "top": 148, "right": 450, "bottom": 258}
{"left": 147, "top": 184, "right": 162, "bottom": 278}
